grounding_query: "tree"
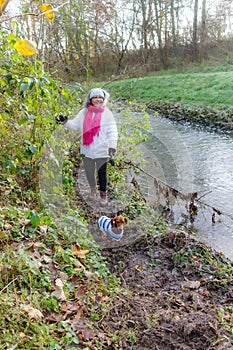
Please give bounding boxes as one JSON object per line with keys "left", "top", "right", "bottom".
{"left": 192, "top": 0, "right": 199, "bottom": 61}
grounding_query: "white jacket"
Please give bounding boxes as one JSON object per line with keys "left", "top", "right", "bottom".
{"left": 64, "top": 107, "right": 118, "bottom": 159}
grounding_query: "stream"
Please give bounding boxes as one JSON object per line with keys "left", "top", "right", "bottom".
{"left": 141, "top": 115, "right": 233, "bottom": 261}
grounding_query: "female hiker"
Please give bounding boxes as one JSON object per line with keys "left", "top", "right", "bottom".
{"left": 56, "top": 88, "right": 118, "bottom": 206}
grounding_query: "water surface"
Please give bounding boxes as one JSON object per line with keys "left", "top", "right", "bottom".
{"left": 143, "top": 116, "right": 233, "bottom": 260}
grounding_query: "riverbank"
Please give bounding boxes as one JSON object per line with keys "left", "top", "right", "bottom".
{"left": 106, "top": 67, "right": 233, "bottom": 132}
{"left": 146, "top": 101, "right": 233, "bottom": 132}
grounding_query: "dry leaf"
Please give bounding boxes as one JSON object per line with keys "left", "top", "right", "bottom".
{"left": 71, "top": 244, "right": 89, "bottom": 259}
{"left": 84, "top": 271, "right": 94, "bottom": 278}
{"left": 182, "top": 280, "right": 201, "bottom": 289}
{"left": 21, "top": 305, "right": 43, "bottom": 320}
{"left": 4, "top": 223, "right": 13, "bottom": 230}
{"left": 39, "top": 224, "right": 48, "bottom": 233}
{"left": 41, "top": 254, "right": 52, "bottom": 263}
{"left": 14, "top": 40, "right": 38, "bottom": 56}
{"left": 58, "top": 271, "right": 69, "bottom": 282}
{"left": 19, "top": 218, "right": 31, "bottom": 226}
{"left": 134, "top": 265, "right": 142, "bottom": 272}
{"left": 51, "top": 278, "right": 66, "bottom": 301}
{"left": 39, "top": 4, "right": 55, "bottom": 23}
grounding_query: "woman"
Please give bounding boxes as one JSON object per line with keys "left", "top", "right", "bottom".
{"left": 56, "top": 88, "right": 118, "bottom": 206}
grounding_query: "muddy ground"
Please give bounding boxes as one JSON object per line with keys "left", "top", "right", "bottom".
{"left": 99, "top": 230, "right": 233, "bottom": 350}
{"left": 72, "top": 151, "right": 233, "bottom": 350}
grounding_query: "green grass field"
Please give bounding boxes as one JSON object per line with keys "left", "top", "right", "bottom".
{"left": 106, "top": 67, "right": 233, "bottom": 111}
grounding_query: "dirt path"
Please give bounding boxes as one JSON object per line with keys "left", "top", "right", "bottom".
{"left": 100, "top": 231, "right": 233, "bottom": 349}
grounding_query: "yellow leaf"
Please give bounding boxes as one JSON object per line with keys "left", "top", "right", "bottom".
{"left": 71, "top": 244, "right": 89, "bottom": 259}
{"left": 39, "top": 3, "right": 55, "bottom": 23}
{"left": 134, "top": 265, "right": 142, "bottom": 272}
{"left": 0, "top": 0, "right": 9, "bottom": 14}
{"left": 14, "top": 40, "right": 38, "bottom": 56}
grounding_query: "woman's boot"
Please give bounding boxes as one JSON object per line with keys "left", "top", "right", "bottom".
{"left": 89, "top": 186, "right": 97, "bottom": 199}
{"left": 100, "top": 191, "right": 108, "bottom": 206}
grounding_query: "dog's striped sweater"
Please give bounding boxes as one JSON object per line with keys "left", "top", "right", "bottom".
{"left": 98, "top": 215, "right": 124, "bottom": 241}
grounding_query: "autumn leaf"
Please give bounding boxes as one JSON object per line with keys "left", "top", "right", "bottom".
{"left": 134, "top": 265, "right": 142, "bottom": 272}
{"left": 21, "top": 304, "right": 43, "bottom": 320}
{"left": 39, "top": 4, "right": 55, "bottom": 23}
{"left": 14, "top": 40, "right": 38, "bottom": 56}
{"left": 51, "top": 278, "right": 66, "bottom": 301}
{"left": 0, "top": 0, "right": 9, "bottom": 14}
{"left": 38, "top": 224, "right": 48, "bottom": 233}
{"left": 182, "top": 280, "right": 201, "bottom": 290}
{"left": 71, "top": 244, "right": 89, "bottom": 259}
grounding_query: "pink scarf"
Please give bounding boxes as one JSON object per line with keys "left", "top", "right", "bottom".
{"left": 83, "top": 105, "right": 105, "bottom": 146}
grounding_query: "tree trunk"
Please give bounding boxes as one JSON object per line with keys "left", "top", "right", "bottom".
{"left": 192, "top": 0, "right": 199, "bottom": 61}
{"left": 199, "top": 0, "right": 206, "bottom": 60}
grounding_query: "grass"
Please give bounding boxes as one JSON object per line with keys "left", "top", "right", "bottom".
{"left": 106, "top": 66, "right": 233, "bottom": 111}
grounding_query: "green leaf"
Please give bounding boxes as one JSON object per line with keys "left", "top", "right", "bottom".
{"left": 20, "top": 83, "right": 29, "bottom": 91}
{"left": 42, "top": 76, "right": 50, "bottom": 84}
{"left": 18, "top": 118, "right": 28, "bottom": 125}
{"left": 28, "top": 114, "right": 36, "bottom": 120}
{"left": 27, "top": 210, "right": 40, "bottom": 227}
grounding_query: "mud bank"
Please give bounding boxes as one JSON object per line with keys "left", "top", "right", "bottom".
{"left": 146, "top": 102, "right": 233, "bottom": 132}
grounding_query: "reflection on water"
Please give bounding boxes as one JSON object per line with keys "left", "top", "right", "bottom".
{"left": 143, "top": 115, "right": 233, "bottom": 261}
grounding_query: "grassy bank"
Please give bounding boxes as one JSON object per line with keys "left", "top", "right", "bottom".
{"left": 107, "top": 67, "right": 233, "bottom": 109}
{"left": 106, "top": 66, "right": 233, "bottom": 130}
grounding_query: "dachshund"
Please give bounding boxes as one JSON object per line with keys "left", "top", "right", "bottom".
{"left": 98, "top": 215, "right": 129, "bottom": 241}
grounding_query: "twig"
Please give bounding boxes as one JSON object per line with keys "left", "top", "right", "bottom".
{"left": 0, "top": 277, "right": 18, "bottom": 294}
{"left": 0, "top": 2, "right": 69, "bottom": 23}
{"left": 196, "top": 190, "right": 212, "bottom": 201}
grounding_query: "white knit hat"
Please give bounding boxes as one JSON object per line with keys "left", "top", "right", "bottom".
{"left": 89, "top": 88, "right": 105, "bottom": 99}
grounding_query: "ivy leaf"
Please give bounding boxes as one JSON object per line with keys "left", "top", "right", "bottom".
{"left": 14, "top": 39, "right": 38, "bottom": 56}
{"left": 20, "top": 83, "right": 29, "bottom": 91}
{"left": 27, "top": 210, "right": 40, "bottom": 227}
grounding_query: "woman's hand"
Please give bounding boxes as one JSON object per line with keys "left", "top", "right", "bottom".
{"left": 108, "top": 148, "right": 116, "bottom": 156}
{"left": 55, "top": 114, "right": 68, "bottom": 124}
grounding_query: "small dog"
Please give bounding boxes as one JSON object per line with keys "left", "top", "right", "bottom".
{"left": 98, "top": 215, "right": 129, "bottom": 241}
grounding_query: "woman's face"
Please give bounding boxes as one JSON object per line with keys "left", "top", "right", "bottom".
{"left": 91, "top": 96, "right": 104, "bottom": 107}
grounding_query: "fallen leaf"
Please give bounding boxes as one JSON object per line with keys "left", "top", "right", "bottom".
{"left": 71, "top": 244, "right": 89, "bottom": 259}
{"left": 51, "top": 278, "right": 66, "bottom": 301}
{"left": 21, "top": 304, "right": 43, "bottom": 320}
{"left": 134, "top": 264, "right": 142, "bottom": 272}
{"left": 39, "top": 224, "right": 48, "bottom": 233}
{"left": 182, "top": 280, "right": 201, "bottom": 289}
